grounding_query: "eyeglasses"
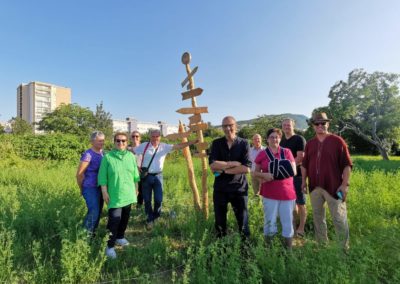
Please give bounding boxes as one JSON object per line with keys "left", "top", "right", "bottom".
{"left": 115, "top": 139, "right": 127, "bottom": 143}
{"left": 313, "top": 122, "right": 327, "bottom": 126}
{"left": 131, "top": 135, "right": 140, "bottom": 138}
{"left": 268, "top": 136, "right": 280, "bottom": 140}
{"left": 222, "top": 124, "right": 235, "bottom": 129}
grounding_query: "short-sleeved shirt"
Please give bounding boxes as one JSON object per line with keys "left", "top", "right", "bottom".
{"left": 80, "top": 149, "right": 103, "bottom": 188}
{"left": 250, "top": 146, "right": 265, "bottom": 172}
{"left": 134, "top": 142, "right": 174, "bottom": 173}
{"left": 302, "top": 134, "right": 352, "bottom": 198}
{"left": 98, "top": 149, "right": 140, "bottom": 208}
{"left": 254, "top": 147, "right": 296, "bottom": 200}
{"left": 280, "top": 134, "right": 306, "bottom": 177}
{"left": 209, "top": 136, "right": 252, "bottom": 193}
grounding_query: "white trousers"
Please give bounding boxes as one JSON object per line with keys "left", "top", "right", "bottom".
{"left": 262, "top": 198, "right": 295, "bottom": 238}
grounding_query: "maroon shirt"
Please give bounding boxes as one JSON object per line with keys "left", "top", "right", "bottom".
{"left": 302, "top": 134, "right": 352, "bottom": 197}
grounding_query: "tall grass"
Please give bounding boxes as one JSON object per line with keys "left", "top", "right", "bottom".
{"left": 0, "top": 155, "right": 399, "bottom": 283}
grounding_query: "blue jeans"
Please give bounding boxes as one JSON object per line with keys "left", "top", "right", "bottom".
{"left": 141, "top": 174, "right": 163, "bottom": 223}
{"left": 82, "top": 187, "right": 104, "bottom": 233}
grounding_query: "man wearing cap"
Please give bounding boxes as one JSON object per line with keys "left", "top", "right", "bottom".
{"left": 280, "top": 118, "right": 307, "bottom": 237}
{"left": 209, "top": 116, "right": 252, "bottom": 238}
{"left": 301, "top": 112, "right": 352, "bottom": 249}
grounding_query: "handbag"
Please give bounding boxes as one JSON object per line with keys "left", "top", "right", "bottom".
{"left": 140, "top": 142, "right": 158, "bottom": 180}
{"left": 265, "top": 147, "right": 294, "bottom": 180}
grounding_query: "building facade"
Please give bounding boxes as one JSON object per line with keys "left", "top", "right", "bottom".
{"left": 17, "top": 81, "right": 71, "bottom": 132}
{"left": 112, "top": 117, "right": 178, "bottom": 136}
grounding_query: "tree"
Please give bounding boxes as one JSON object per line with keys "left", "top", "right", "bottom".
{"left": 38, "top": 104, "right": 95, "bottom": 136}
{"left": 237, "top": 115, "right": 283, "bottom": 140}
{"left": 328, "top": 69, "right": 400, "bottom": 160}
{"left": 93, "top": 101, "right": 113, "bottom": 138}
{"left": 0, "top": 124, "right": 4, "bottom": 134}
{"left": 11, "top": 117, "right": 33, "bottom": 135}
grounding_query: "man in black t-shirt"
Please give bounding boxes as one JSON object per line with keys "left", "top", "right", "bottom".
{"left": 280, "top": 118, "right": 307, "bottom": 236}
{"left": 209, "top": 116, "right": 252, "bottom": 238}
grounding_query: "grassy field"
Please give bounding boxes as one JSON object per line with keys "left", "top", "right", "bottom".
{"left": 0, "top": 155, "right": 399, "bottom": 283}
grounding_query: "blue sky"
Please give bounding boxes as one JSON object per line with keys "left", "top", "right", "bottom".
{"left": 0, "top": 0, "right": 399, "bottom": 125}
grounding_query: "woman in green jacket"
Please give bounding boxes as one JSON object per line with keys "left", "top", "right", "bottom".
{"left": 98, "top": 132, "right": 140, "bottom": 259}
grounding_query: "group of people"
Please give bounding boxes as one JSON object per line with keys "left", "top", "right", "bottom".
{"left": 77, "top": 111, "right": 352, "bottom": 259}
{"left": 210, "top": 113, "right": 351, "bottom": 251}
{"left": 76, "top": 129, "right": 196, "bottom": 259}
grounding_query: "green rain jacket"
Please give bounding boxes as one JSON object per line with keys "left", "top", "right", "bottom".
{"left": 98, "top": 149, "right": 140, "bottom": 208}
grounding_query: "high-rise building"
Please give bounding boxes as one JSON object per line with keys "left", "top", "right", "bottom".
{"left": 16, "top": 81, "right": 71, "bottom": 131}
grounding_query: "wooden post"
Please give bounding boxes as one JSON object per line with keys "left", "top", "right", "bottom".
{"left": 178, "top": 120, "right": 201, "bottom": 211}
{"left": 182, "top": 52, "right": 209, "bottom": 218}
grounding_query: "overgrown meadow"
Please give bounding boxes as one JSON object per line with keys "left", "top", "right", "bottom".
{"left": 0, "top": 150, "right": 399, "bottom": 283}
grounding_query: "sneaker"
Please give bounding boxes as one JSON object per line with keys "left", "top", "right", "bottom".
{"left": 105, "top": 247, "right": 117, "bottom": 259}
{"left": 115, "top": 238, "right": 129, "bottom": 247}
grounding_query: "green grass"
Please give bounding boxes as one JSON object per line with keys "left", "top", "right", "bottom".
{"left": 0, "top": 155, "right": 399, "bottom": 283}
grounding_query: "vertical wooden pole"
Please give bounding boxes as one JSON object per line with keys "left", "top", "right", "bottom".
{"left": 183, "top": 53, "right": 209, "bottom": 218}
{"left": 178, "top": 120, "right": 201, "bottom": 211}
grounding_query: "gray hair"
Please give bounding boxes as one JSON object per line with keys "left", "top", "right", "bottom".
{"left": 90, "top": 131, "right": 105, "bottom": 141}
{"left": 282, "top": 118, "right": 295, "bottom": 125}
{"left": 150, "top": 129, "right": 161, "bottom": 136}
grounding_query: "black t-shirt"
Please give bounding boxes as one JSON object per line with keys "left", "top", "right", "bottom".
{"left": 209, "top": 136, "right": 251, "bottom": 193}
{"left": 280, "top": 134, "right": 306, "bottom": 177}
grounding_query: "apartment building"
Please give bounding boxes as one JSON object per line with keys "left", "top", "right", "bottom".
{"left": 16, "top": 81, "right": 71, "bottom": 131}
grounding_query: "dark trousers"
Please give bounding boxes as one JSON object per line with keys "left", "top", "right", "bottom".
{"left": 107, "top": 204, "right": 132, "bottom": 248}
{"left": 137, "top": 181, "right": 144, "bottom": 206}
{"left": 142, "top": 174, "right": 163, "bottom": 223}
{"left": 213, "top": 190, "right": 250, "bottom": 238}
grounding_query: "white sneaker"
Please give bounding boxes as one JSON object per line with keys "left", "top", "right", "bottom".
{"left": 105, "top": 247, "right": 117, "bottom": 259}
{"left": 115, "top": 238, "right": 129, "bottom": 247}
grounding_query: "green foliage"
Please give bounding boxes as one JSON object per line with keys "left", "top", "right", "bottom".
{"left": 38, "top": 103, "right": 95, "bottom": 136}
{"left": 0, "top": 155, "right": 399, "bottom": 282}
{"left": 0, "top": 123, "right": 5, "bottom": 134}
{"left": 11, "top": 117, "right": 34, "bottom": 135}
{"left": 238, "top": 115, "right": 283, "bottom": 140}
{"left": 0, "top": 133, "right": 88, "bottom": 161}
{"left": 328, "top": 69, "right": 400, "bottom": 159}
{"left": 93, "top": 101, "right": 113, "bottom": 138}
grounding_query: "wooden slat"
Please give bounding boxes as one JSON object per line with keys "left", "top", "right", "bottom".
{"left": 190, "top": 123, "right": 208, "bottom": 132}
{"left": 176, "top": 107, "right": 208, "bottom": 115}
{"left": 189, "top": 114, "right": 202, "bottom": 125}
{"left": 181, "top": 88, "right": 203, "bottom": 100}
{"left": 181, "top": 66, "right": 198, "bottom": 87}
{"left": 196, "top": 142, "right": 209, "bottom": 151}
{"left": 165, "top": 131, "right": 191, "bottom": 140}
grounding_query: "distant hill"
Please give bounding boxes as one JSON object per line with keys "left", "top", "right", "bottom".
{"left": 236, "top": 113, "right": 309, "bottom": 130}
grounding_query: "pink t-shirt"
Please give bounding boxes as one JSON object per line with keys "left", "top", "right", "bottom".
{"left": 254, "top": 147, "right": 296, "bottom": 200}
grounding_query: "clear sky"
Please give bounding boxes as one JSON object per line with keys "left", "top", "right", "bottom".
{"left": 1, "top": 0, "right": 399, "bottom": 125}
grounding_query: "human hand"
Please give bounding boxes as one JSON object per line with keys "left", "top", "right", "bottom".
{"left": 227, "top": 161, "right": 241, "bottom": 168}
{"left": 102, "top": 191, "right": 110, "bottom": 204}
{"left": 337, "top": 184, "right": 349, "bottom": 201}
{"left": 301, "top": 181, "right": 308, "bottom": 194}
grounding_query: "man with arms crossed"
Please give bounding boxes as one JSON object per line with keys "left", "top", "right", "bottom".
{"left": 301, "top": 112, "right": 352, "bottom": 249}
{"left": 280, "top": 118, "right": 307, "bottom": 236}
{"left": 209, "top": 116, "right": 252, "bottom": 238}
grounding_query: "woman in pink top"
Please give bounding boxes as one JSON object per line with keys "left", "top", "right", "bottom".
{"left": 254, "top": 128, "right": 296, "bottom": 250}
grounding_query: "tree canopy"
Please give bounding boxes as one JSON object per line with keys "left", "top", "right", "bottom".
{"left": 327, "top": 69, "right": 400, "bottom": 160}
{"left": 11, "top": 117, "right": 33, "bottom": 135}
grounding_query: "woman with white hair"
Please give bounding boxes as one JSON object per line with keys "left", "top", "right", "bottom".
{"left": 76, "top": 131, "right": 105, "bottom": 235}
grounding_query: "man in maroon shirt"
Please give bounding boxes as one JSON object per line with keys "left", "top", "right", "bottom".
{"left": 301, "top": 112, "right": 352, "bottom": 249}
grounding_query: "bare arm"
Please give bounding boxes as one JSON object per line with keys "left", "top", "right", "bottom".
{"left": 338, "top": 166, "right": 351, "bottom": 201}
{"left": 253, "top": 164, "right": 274, "bottom": 182}
{"left": 224, "top": 165, "right": 250, "bottom": 175}
{"left": 291, "top": 161, "right": 297, "bottom": 176}
{"left": 295, "top": 151, "right": 304, "bottom": 166}
{"left": 210, "top": 161, "right": 242, "bottom": 172}
{"left": 301, "top": 166, "right": 308, "bottom": 193}
{"left": 76, "top": 161, "right": 90, "bottom": 192}
{"left": 101, "top": 185, "right": 110, "bottom": 204}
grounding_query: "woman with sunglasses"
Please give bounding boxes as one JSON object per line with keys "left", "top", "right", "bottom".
{"left": 76, "top": 131, "right": 105, "bottom": 236}
{"left": 253, "top": 128, "right": 297, "bottom": 251}
{"left": 98, "top": 132, "right": 140, "bottom": 259}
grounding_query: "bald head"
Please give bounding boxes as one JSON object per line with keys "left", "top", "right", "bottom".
{"left": 221, "top": 116, "right": 237, "bottom": 141}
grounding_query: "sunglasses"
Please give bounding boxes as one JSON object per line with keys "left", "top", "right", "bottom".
{"left": 131, "top": 135, "right": 140, "bottom": 138}
{"left": 115, "top": 139, "right": 127, "bottom": 143}
{"left": 313, "top": 122, "right": 327, "bottom": 126}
